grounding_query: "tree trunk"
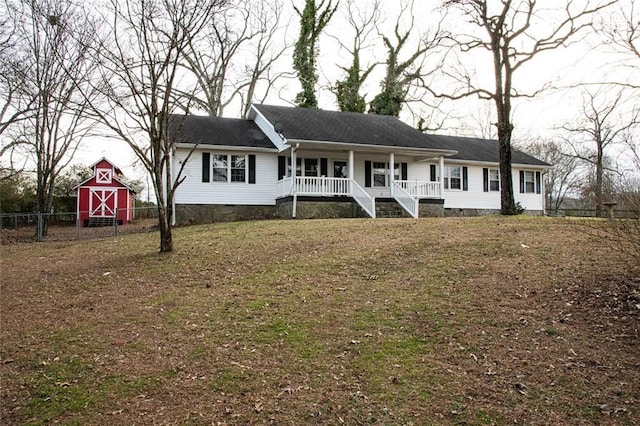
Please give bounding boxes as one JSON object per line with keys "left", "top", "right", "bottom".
{"left": 157, "top": 205, "right": 173, "bottom": 253}
{"left": 595, "top": 143, "right": 604, "bottom": 217}
{"left": 497, "top": 124, "right": 517, "bottom": 215}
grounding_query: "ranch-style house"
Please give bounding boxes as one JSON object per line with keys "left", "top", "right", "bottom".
{"left": 170, "top": 104, "right": 550, "bottom": 224}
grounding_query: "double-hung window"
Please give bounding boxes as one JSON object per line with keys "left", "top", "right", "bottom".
{"left": 211, "top": 154, "right": 247, "bottom": 183}
{"left": 489, "top": 169, "right": 500, "bottom": 191}
{"left": 444, "top": 166, "right": 462, "bottom": 190}
{"left": 212, "top": 155, "right": 228, "bottom": 182}
{"left": 524, "top": 171, "right": 535, "bottom": 193}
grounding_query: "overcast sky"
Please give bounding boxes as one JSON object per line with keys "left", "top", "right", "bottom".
{"left": 73, "top": 0, "right": 638, "bottom": 194}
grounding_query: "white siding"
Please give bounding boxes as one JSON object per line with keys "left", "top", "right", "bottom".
{"left": 174, "top": 148, "right": 278, "bottom": 205}
{"left": 441, "top": 164, "right": 544, "bottom": 211}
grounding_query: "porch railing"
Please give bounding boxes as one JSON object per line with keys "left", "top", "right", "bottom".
{"left": 395, "top": 180, "right": 441, "bottom": 198}
{"left": 391, "top": 181, "right": 419, "bottom": 218}
{"left": 275, "top": 176, "right": 375, "bottom": 218}
{"left": 351, "top": 180, "right": 376, "bottom": 218}
{"left": 276, "top": 176, "right": 294, "bottom": 198}
{"left": 295, "top": 176, "right": 351, "bottom": 196}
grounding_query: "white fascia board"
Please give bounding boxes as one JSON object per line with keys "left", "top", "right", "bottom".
{"left": 251, "top": 106, "right": 289, "bottom": 152}
{"left": 287, "top": 138, "right": 458, "bottom": 157}
{"left": 174, "top": 143, "right": 278, "bottom": 153}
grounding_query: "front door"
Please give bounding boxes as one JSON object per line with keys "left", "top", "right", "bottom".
{"left": 89, "top": 188, "right": 117, "bottom": 217}
{"left": 334, "top": 161, "right": 347, "bottom": 178}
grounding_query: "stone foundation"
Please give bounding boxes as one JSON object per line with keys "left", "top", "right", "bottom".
{"left": 175, "top": 198, "right": 542, "bottom": 225}
{"left": 175, "top": 204, "right": 278, "bottom": 225}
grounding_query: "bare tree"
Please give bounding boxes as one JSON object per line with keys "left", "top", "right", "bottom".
{"left": 563, "top": 89, "right": 639, "bottom": 215}
{"left": 92, "top": 0, "right": 225, "bottom": 253}
{"left": 3, "top": 0, "right": 99, "bottom": 236}
{"left": 0, "top": 0, "right": 34, "bottom": 136}
{"left": 369, "top": 0, "right": 448, "bottom": 118}
{"left": 520, "top": 139, "right": 582, "bottom": 213}
{"left": 332, "top": 0, "right": 380, "bottom": 112}
{"left": 437, "top": 0, "right": 615, "bottom": 215}
{"left": 180, "top": 0, "right": 289, "bottom": 117}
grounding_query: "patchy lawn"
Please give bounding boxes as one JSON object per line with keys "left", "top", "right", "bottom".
{"left": 1, "top": 216, "right": 638, "bottom": 425}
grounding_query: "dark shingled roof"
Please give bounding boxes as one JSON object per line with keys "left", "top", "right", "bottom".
{"left": 169, "top": 114, "right": 276, "bottom": 149}
{"left": 254, "top": 104, "right": 455, "bottom": 151}
{"left": 254, "top": 105, "right": 549, "bottom": 166}
{"left": 433, "top": 134, "right": 551, "bottom": 166}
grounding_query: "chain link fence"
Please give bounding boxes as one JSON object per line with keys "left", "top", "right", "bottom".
{"left": 0, "top": 207, "right": 159, "bottom": 244}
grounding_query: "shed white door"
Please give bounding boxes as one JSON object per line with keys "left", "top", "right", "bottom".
{"left": 89, "top": 188, "right": 117, "bottom": 217}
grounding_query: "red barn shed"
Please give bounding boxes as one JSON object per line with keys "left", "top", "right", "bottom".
{"left": 75, "top": 158, "right": 136, "bottom": 227}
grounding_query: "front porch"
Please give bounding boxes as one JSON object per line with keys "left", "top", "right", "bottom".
{"left": 275, "top": 175, "right": 443, "bottom": 218}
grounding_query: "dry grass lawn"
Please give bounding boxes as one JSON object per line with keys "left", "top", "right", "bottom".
{"left": 0, "top": 216, "right": 638, "bottom": 425}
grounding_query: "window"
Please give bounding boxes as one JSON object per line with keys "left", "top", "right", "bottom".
{"left": 209, "top": 154, "right": 249, "bottom": 183}
{"left": 230, "top": 155, "right": 245, "bottom": 182}
{"left": 444, "top": 166, "right": 461, "bottom": 190}
{"left": 489, "top": 169, "right": 500, "bottom": 191}
{"left": 524, "top": 171, "right": 535, "bottom": 193}
{"left": 212, "top": 155, "right": 228, "bottom": 182}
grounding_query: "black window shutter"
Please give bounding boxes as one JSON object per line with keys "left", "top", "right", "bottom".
{"left": 320, "top": 158, "right": 328, "bottom": 176}
{"left": 202, "top": 152, "right": 210, "bottom": 182}
{"left": 248, "top": 155, "right": 256, "bottom": 184}
{"left": 483, "top": 168, "right": 489, "bottom": 192}
{"left": 462, "top": 166, "right": 469, "bottom": 191}
{"left": 401, "top": 163, "right": 408, "bottom": 180}
{"left": 430, "top": 164, "right": 436, "bottom": 182}
{"left": 519, "top": 170, "right": 525, "bottom": 193}
{"left": 278, "top": 156, "right": 286, "bottom": 180}
{"left": 365, "top": 161, "right": 371, "bottom": 187}
{"left": 535, "top": 171, "right": 541, "bottom": 194}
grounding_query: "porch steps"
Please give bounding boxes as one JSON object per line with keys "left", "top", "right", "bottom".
{"left": 87, "top": 217, "right": 116, "bottom": 227}
{"left": 375, "top": 203, "right": 407, "bottom": 218}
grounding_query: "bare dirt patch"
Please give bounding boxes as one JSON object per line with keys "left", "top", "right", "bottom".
{"left": 1, "top": 217, "right": 638, "bottom": 425}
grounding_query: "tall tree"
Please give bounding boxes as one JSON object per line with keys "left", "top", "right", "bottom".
{"left": 369, "top": 0, "right": 447, "bottom": 117}
{"left": 180, "top": 0, "right": 289, "bottom": 117}
{"left": 439, "top": 0, "right": 615, "bottom": 215}
{"left": 0, "top": 1, "right": 34, "bottom": 136}
{"left": 563, "top": 89, "right": 639, "bottom": 216}
{"left": 3, "top": 0, "right": 99, "bottom": 235}
{"left": 333, "top": 0, "right": 379, "bottom": 112}
{"left": 92, "top": 0, "right": 225, "bottom": 252}
{"left": 293, "top": 0, "right": 338, "bottom": 108}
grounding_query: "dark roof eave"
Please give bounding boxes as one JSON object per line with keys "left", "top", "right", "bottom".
{"left": 174, "top": 142, "right": 278, "bottom": 153}
{"left": 286, "top": 138, "right": 458, "bottom": 157}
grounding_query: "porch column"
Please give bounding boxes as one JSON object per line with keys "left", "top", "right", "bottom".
{"left": 389, "top": 152, "right": 395, "bottom": 190}
{"left": 439, "top": 155, "right": 445, "bottom": 198}
{"left": 348, "top": 150, "right": 354, "bottom": 195}
{"left": 348, "top": 150, "right": 354, "bottom": 178}
{"left": 291, "top": 147, "right": 298, "bottom": 218}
